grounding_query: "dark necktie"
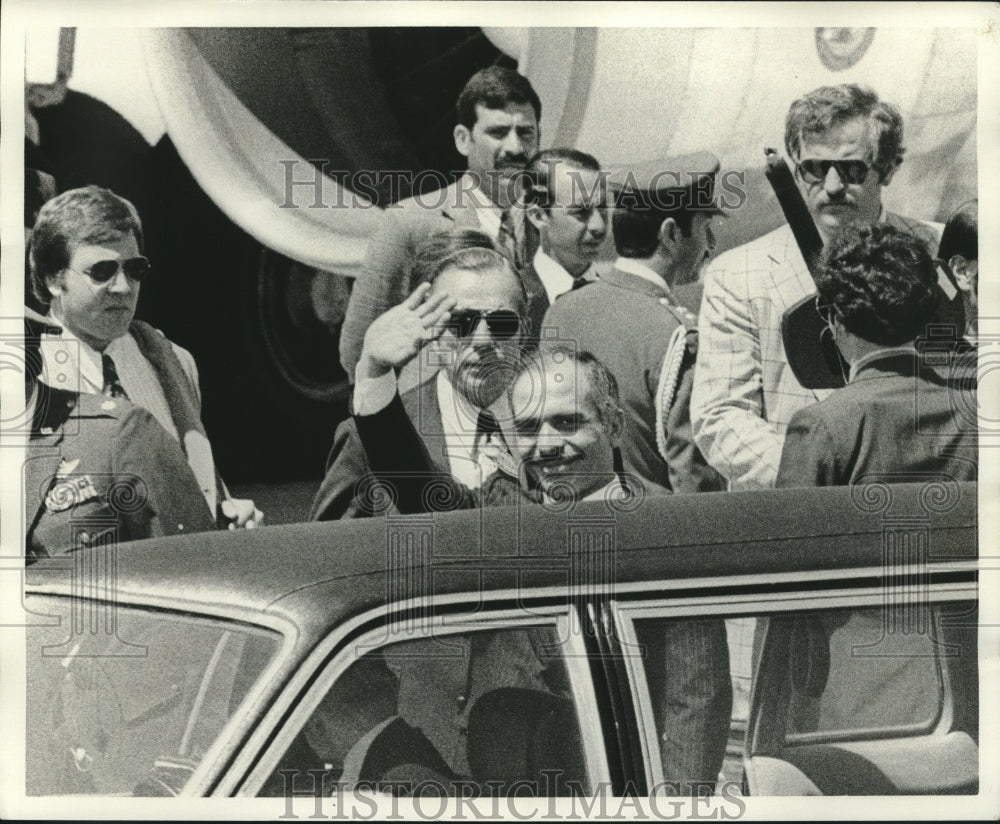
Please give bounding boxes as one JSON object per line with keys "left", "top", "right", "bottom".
{"left": 497, "top": 209, "right": 517, "bottom": 264}
{"left": 472, "top": 408, "right": 505, "bottom": 472}
{"left": 101, "top": 353, "right": 129, "bottom": 399}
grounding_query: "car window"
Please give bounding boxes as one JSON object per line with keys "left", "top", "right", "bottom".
{"left": 26, "top": 596, "right": 280, "bottom": 797}
{"left": 765, "top": 606, "right": 941, "bottom": 740}
{"left": 624, "top": 601, "right": 968, "bottom": 795}
{"left": 258, "top": 624, "right": 590, "bottom": 797}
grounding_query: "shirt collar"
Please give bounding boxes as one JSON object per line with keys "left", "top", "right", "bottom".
{"left": 533, "top": 248, "right": 581, "bottom": 303}
{"left": 474, "top": 200, "right": 503, "bottom": 241}
{"left": 613, "top": 257, "right": 671, "bottom": 294}
{"left": 436, "top": 369, "right": 511, "bottom": 439}
{"left": 543, "top": 475, "right": 625, "bottom": 506}
{"left": 848, "top": 344, "right": 918, "bottom": 382}
{"left": 42, "top": 309, "right": 104, "bottom": 391}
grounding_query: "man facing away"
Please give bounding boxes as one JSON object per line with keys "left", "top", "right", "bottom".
{"left": 692, "top": 83, "right": 941, "bottom": 491}
{"left": 776, "top": 223, "right": 978, "bottom": 487}
{"left": 339, "top": 66, "right": 546, "bottom": 379}
{"left": 30, "top": 186, "right": 260, "bottom": 528}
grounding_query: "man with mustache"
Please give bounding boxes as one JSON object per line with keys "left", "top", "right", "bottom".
{"left": 339, "top": 66, "right": 547, "bottom": 383}
{"left": 30, "top": 186, "right": 261, "bottom": 529}
{"left": 692, "top": 84, "right": 940, "bottom": 491}
{"left": 541, "top": 153, "right": 725, "bottom": 495}
{"left": 311, "top": 239, "right": 528, "bottom": 520}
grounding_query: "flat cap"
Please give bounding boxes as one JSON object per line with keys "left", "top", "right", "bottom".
{"left": 608, "top": 150, "right": 723, "bottom": 213}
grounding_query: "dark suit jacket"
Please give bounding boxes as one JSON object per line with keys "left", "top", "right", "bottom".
{"left": 776, "top": 351, "right": 978, "bottom": 487}
{"left": 311, "top": 377, "right": 525, "bottom": 519}
{"left": 339, "top": 177, "right": 545, "bottom": 379}
{"left": 541, "top": 267, "right": 724, "bottom": 495}
{"left": 26, "top": 385, "right": 216, "bottom": 560}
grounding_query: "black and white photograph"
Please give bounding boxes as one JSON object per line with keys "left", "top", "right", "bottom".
{"left": 1, "top": 1, "right": 997, "bottom": 818}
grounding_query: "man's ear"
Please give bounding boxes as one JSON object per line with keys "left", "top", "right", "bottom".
{"left": 657, "top": 217, "right": 678, "bottom": 253}
{"left": 879, "top": 158, "right": 900, "bottom": 187}
{"left": 454, "top": 124, "right": 471, "bottom": 158}
{"left": 45, "top": 272, "right": 64, "bottom": 299}
{"left": 525, "top": 202, "right": 548, "bottom": 233}
{"left": 949, "top": 254, "right": 975, "bottom": 293}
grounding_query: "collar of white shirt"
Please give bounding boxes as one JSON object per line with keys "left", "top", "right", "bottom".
{"left": 534, "top": 248, "right": 595, "bottom": 303}
{"left": 543, "top": 475, "right": 627, "bottom": 507}
{"left": 613, "top": 257, "right": 671, "bottom": 294}
{"left": 475, "top": 200, "right": 503, "bottom": 241}
{"left": 436, "top": 369, "right": 512, "bottom": 489}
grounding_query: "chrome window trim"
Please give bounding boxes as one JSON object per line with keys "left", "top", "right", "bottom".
{"left": 231, "top": 605, "right": 611, "bottom": 797}
{"left": 612, "top": 581, "right": 977, "bottom": 790}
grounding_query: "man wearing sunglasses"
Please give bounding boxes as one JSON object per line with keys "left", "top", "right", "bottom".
{"left": 692, "top": 84, "right": 941, "bottom": 491}
{"left": 311, "top": 242, "right": 529, "bottom": 520}
{"left": 30, "top": 186, "right": 262, "bottom": 530}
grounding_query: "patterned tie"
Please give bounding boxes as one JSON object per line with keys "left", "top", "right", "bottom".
{"left": 497, "top": 208, "right": 517, "bottom": 264}
{"left": 471, "top": 408, "right": 505, "bottom": 476}
{"left": 101, "top": 353, "right": 129, "bottom": 399}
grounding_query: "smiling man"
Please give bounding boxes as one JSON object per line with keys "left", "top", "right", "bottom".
{"left": 541, "top": 153, "right": 726, "bottom": 496}
{"left": 339, "top": 66, "right": 547, "bottom": 381}
{"left": 31, "top": 186, "right": 261, "bottom": 529}
{"left": 691, "top": 84, "right": 941, "bottom": 491}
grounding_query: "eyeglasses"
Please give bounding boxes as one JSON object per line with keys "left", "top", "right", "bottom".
{"left": 447, "top": 309, "right": 522, "bottom": 340}
{"left": 795, "top": 158, "right": 872, "bottom": 186}
{"left": 71, "top": 256, "right": 152, "bottom": 284}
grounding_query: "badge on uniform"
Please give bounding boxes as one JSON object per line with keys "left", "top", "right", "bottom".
{"left": 45, "top": 473, "right": 100, "bottom": 513}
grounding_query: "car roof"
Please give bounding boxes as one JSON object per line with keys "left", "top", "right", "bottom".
{"left": 26, "top": 483, "right": 976, "bottom": 643}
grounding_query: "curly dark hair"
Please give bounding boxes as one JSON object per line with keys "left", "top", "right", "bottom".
{"left": 816, "top": 223, "right": 940, "bottom": 346}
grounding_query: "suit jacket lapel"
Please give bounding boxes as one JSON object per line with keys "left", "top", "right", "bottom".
{"left": 401, "top": 378, "right": 447, "bottom": 473}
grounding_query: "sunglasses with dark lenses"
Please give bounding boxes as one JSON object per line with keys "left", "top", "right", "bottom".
{"left": 796, "top": 158, "right": 872, "bottom": 185}
{"left": 448, "top": 309, "right": 522, "bottom": 340}
{"left": 77, "top": 256, "right": 152, "bottom": 284}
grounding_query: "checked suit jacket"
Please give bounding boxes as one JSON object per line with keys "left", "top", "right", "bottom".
{"left": 692, "top": 213, "right": 941, "bottom": 491}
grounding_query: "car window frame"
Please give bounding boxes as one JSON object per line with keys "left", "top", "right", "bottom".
{"left": 233, "top": 603, "right": 612, "bottom": 797}
{"left": 23, "top": 591, "right": 293, "bottom": 799}
{"left": 611, "top": 578, "right": 977, "bottom": 791}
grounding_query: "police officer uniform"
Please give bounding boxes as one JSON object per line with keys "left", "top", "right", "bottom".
{"left": 25, "top": 329, "right": 217, "bottom": 560}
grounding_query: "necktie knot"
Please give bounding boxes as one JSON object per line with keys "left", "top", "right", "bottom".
{"left": 102, "top": 353, "right": 128, "bottom": 399}
{"left": 475, "top": 408, "right": 501, "bottom": 439}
